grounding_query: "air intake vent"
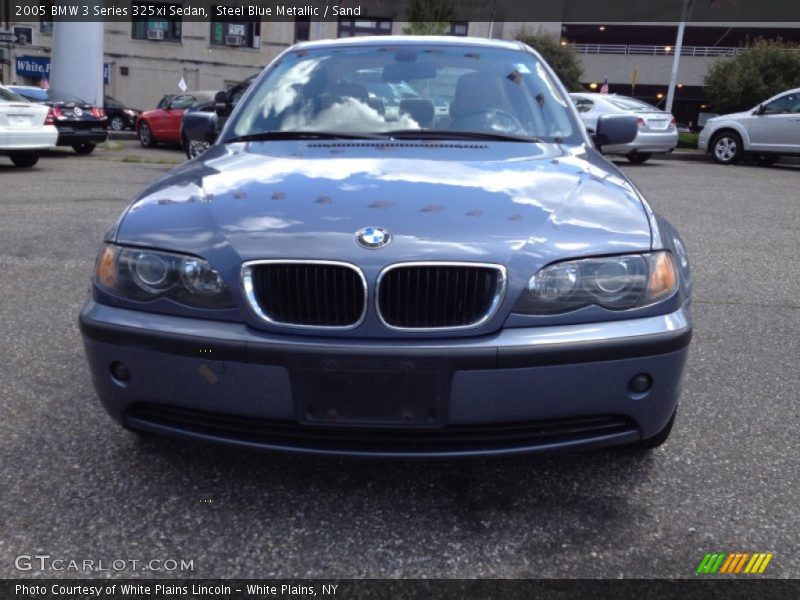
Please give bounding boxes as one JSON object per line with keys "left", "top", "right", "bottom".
{"left": 377, "top": 262, "right": 506, "bottom": 330}
{"left": 306, "top": 142, "right": 488, "bottom": 149}
{"left": 244, "top": 261, "right": 366, "bottom": 328}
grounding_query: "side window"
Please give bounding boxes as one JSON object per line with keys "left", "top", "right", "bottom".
{"left": 763, "top": 94, "right": 798, "bottom": 115}
{"left": 170, "top": 95, "right": 195, "bottom": 110}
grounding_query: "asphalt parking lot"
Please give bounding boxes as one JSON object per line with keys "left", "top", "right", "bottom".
{"left": 1, "top": 142, "right": 798, "bottom": 579}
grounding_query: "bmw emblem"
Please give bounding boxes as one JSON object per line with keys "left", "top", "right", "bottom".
{"left": 356, "top": 226, "right": 391, "bottom": 249}
{"left": 73, "top": 107, "right": 83, "bottom": 117}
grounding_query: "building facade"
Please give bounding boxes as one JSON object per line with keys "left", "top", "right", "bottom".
{"left": 1, "top": 9, "right": 798, "bottom": 124}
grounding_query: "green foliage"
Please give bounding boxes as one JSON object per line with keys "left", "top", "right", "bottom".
{"left": 678, "top": 133, "right": 699, "bottom": 149}
{"left": 403, "top": 0, "right": 454, "bottom": 35}
{"left": 513, "top": 27, "right": 585, "bottom": 92}
{"left": 704, "top": 39, "right": 800, "bottom": 113}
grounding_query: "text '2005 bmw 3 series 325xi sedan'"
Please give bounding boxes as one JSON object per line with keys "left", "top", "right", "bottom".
{"left": 79, "top": 37, "right": 692, "bottom": 458}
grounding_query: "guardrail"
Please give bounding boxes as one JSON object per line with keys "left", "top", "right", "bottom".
{"left": 572, "top": 43, "right": 746, "bottom": 57}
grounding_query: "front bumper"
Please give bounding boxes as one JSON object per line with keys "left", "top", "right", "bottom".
{"left": 80, "top": 301, "right": 692, "bottom": 457}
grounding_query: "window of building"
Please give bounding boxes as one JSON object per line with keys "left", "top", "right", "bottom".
{"left": 295, "top": 17, "right": 310, "bottom": 42}
{"left": 338, "top": 19, "right": 392, "bottom": 38}
{"left": 132, "top": 4, "right": 182, "bottom": 42}
{"left": 12, "top": 26, "right": 33, "bottom": 45}
{"left": 448, "top": 22, "right": 468, "bottom": 36}
{"left": 39, "top": 1, "right": 54, "bottom": 34}
{"left": 210, "top": 16, "right": 259, "bottom": 48}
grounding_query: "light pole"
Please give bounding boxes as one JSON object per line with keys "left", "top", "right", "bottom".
{"left": 665, "top": 0, "right": 690, "bottom": 115}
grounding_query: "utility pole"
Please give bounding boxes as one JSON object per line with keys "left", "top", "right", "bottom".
{"left": 50, "top": 18, "right": 104, "bottom": 105}
{"left": 665, "top": 0, "right": 690, "bottom": 115}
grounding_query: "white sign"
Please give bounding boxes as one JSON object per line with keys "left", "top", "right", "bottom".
{"left": 177, "top": 77, "right": 188, "bottom": 92}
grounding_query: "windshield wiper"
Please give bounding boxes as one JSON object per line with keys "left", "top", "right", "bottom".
{"left": 382, "top": 129, "right": 541, "bottom": 143}
{"left": 225, "top": 131, "right": 386, "bottom": 143}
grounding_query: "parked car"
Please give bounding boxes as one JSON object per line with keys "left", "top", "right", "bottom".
{"left": 0, "top": 85, "right": 58, "bottom": 167}
{"left": 180, "top": 78, "right": 254, "bottom": 159}
{"left": 571, "top": 93, "right": 678, "bottom": 163}
{"left": 698, "top": 88, "right": 800, "bottom": 165}
{"left": 105, "top": 95, "right": 140, "bottom": 131}
{"left": 80, "top": 36, "right": 692, "bottom": 457}
{"left": 136, "top": 91, "right": 216, "bottom": 148}
{"left": 7, "top": 86, "right": 107, "bottom": 154}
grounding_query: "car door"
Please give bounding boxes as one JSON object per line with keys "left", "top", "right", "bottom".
{"left": 747, "top": 92, "right": 800, "bottom": 153}
{"left": 163, "top": 94, "right": 195, "bottom": 142}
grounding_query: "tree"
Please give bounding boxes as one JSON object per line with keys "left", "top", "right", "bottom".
{"left": 704, "top": 38, "right": 800, "bottom": 113}
{"left": 403, "top": 0, "right": 455, "bottom": 36}
{"left": 513, "top": 27, "right": 584, "bottom": 92}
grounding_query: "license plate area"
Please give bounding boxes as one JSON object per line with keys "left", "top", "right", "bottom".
{"left": 292, "top": 357, "right": 447, "bottom": 427}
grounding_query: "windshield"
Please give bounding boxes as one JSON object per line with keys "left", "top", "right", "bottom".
{"left": 11, "top": 88, "right": 89, "bottom": 104}
{"left": 227, "top": 44, "right": 581, "bottom": 143}
{"left": 0, "top": 87, "right": 29, "bottom": 103}
{"left": 606, "top": 97, "right": 661, "bottom": 113}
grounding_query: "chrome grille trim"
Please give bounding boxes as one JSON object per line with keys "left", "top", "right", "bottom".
{"left": 375, "top": 261, "right": 507, "bottom": 331}
{"left": 241, "top": 260, "right": 368, "bottom": 330}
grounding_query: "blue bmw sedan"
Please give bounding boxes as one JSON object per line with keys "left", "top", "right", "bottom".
{"left": 80, "top": 37, "right": 692, "bottom": 457}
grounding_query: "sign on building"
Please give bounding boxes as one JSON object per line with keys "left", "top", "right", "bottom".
{"left": 15, "top": 56, "right": 111, "bottom": 84}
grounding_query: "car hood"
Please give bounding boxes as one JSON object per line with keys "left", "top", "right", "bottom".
{"left": 115, "top": 141, "right": 651, "bottom": 279}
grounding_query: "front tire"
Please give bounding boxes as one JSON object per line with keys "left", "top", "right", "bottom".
{"left": 626, "top": 153, "right": 652, "bottom": 164}
{"left": 72, "top": 143, "right": 95, "bottom": 155}
{"left": 184, "top": 136, "right": 210, "bottom": 159}
{"left": 138, "top": 121, "right": 156, "bottom": 148}
{"left": 711, "top": 131, "right": 743, "bottom": 165}
{"left": 9, "top": 152, "right": 40, "bottom": 168}
{"left": 110, "top": 116, "right": 126, "bottom": 131}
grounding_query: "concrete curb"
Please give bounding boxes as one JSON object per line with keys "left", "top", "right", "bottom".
{"left": 108, "top": 131, "right": 138, "bottom": 141}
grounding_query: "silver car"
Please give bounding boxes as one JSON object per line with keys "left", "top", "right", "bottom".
{"left": 698, "top": 88, "right": 800, "bottom": 165}
{"left": 571, "top": 93, "right": 678, "bottom": 164}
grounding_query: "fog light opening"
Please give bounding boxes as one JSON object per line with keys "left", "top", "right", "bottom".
{"left": 628, "top": 373, "right": 652, "bottom": 395}
{"left": 110, "top": 361, "right": 132, "bottom": 384}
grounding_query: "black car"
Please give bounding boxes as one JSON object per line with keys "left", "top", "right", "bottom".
{"left": 180, "top": 77, "right": 254, "bottom": 159}
{"left": 105, "top": 95, "right": 139, "bottom": 131}
{"left": 8, "top": 86, "right": 108, "bottom": 154}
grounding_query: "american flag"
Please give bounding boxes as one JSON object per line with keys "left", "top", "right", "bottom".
{"left": 600, "top": 77, "right": 609, "bottom": 94}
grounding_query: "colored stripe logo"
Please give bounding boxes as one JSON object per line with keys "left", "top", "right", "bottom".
{"left": 696, "top": 552, "right": 774, "bottom": 574}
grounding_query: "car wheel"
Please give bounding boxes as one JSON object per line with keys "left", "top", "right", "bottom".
{"left": 110, "top": 116, "right": 126, "bottom": 131}
{"left": 711, "top": 131, "right": 743, "bottom": 165}
{"left": 752, "top": 154, "right": 780, "bottom": 167}
{"left": 8, "top": 152, "right": 40, "bottom": 168}
{"left": 620, "top": 411, "right": 676, "bottom": 453}
{"left": 186, "top": 138, "right": 210, "bottom": 159}
{"left": 72, "top": 143, "right": 96, "bottom": 155}
{"left": 138, "top": 122, "right": 156, "bottom": 148}
{"left": 626, "top": 153, "right": 652, "bottom": 164}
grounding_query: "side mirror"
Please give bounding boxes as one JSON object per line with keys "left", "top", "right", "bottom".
{"left": 592, "top": 114, "right": 638, "bottom": 149}
{"left": 214, "top": 90, "right": 232, "bottom": 118}
{"left": 755, "top": 104, "right": 765, "bottom": 115}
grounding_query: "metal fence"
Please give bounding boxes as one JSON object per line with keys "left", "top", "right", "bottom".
{"left": 572, "top": 43, "right": 746, "bottom": 57}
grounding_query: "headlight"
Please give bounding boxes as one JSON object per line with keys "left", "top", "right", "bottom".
{"left": 513, "top": 251, "right": 678, "bottom": 314}
{"left": 123, "top": 109, "right": 137, "bottom": 117}
{"left": 94, "top": 244, "right": 234, "bottom": 309}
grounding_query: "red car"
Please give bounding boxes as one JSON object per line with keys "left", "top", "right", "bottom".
{"left": 136, "top": 91, "right": 215, "bottom": 147}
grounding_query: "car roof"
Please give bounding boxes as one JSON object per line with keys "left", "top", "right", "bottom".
{"left": 293, "top": 35, "right": 525, "bottom": 52}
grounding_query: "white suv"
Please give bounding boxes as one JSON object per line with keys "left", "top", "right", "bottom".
{"left": 699, "top": 88, "right": 800, "bottom": 165}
